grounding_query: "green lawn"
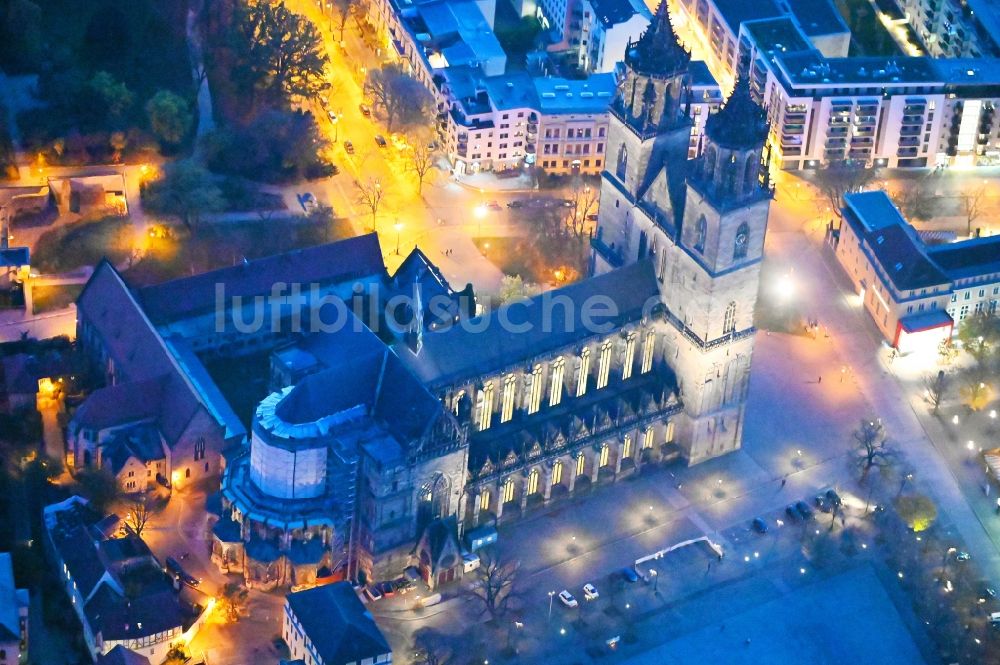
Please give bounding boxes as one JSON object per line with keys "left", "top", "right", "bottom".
{"left": 477, "top": 235, "right": 588, "bottom": 286}
{"left": 32, "top": 284, "right": 84, "bottom": 314}
{"left": 32, "top": 216, "right": 134, "bottom": 274}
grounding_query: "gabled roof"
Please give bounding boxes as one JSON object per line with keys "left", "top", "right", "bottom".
{"left": 398, "top": 260, "right": 661, "bottom": 385}
{"left": 0, "top": 553, "right": 24, "bottom": 643}
{"left": 927, "top": 235, "right": 1000, "bottom": 280}
{"left": 136, "top": 234, "right": 385, "bottom": 324}
{"left": 96, "top": 646, "right": 152, "bottom": 665}
{"left": 71, "top": 378, "right": 164, "bottom": 431}
{"left": 286, "top": 582, "right": 391, "bottom": 665}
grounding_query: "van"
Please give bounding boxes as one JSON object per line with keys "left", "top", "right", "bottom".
{"left": 990, "top": 611, "right": 1000, "bottom": 624}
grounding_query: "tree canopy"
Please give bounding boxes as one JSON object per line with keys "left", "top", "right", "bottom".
{"left": 141, "top": 160, "right": 225, "bottom": 229}
{"left": 145, "top": 90, "right": 192, "bottom": 147}
{"left": 364, "top": 64, "right": 433, "bottom": 133}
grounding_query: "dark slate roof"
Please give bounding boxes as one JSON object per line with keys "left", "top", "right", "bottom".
{"left": 414, "top": 516, "right": 461, "bottom": 572}
{"left": 591, "top": 0, "right": 642, "bottom": 28}
{"left": 246, "top": 536, "right": 282, "bottom": 563}
{"left": 276, "top": 344, "right": 443, "bottom": 443}
{"left": 898, "top": 310, "right": 953, "bottom": 333}
{"left": 212, "top": 514, "right": 242, "bottom": 543}
{"left": 136, "top": 234, "right": 385, "bottom": 324}
{"left": 287, "top": 537, "right": 326, "bottom": 564}
{"left": 927, "top": 236, "right": 1000, "bottom": 280}
{"left": 97, "top": 646, "right": 152, "bottom": 665}
{"left": 398, "top": 260, "right": 661, "bottom": 386}
{"left": 45, "top": 498, "right": 107, "bottom": 599}
{"left": 85, "top": 582, "right": 198, "bottom": 641}
{"left": 624, "top": 1, "right": 690, "bottom": 78}
{"left": 76, "top": 261, "right": 176, "bottom": 382}
{"left": 389, "top": 247, "right": 462, "bottom": 327}
{"left": 705, "top": 76, "right": 769, "bottom": 149}
{"left": 285, "top": 582, "right": 391, "bottom": 665}
{"left": 842, "top": 198, "right": 949, "bottom": 292}
{"left": 72, "top": 378, "right": 163, "bottom": 431}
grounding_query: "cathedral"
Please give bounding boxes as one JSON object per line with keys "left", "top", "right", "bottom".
{"left": 73, "top": 3, "right": 772, "bottom": 589}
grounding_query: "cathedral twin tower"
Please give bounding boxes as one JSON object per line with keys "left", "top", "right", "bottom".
{"left": 591, "top": 2, "right": 771, "bottom": 463}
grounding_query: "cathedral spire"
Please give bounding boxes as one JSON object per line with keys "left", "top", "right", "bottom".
{"left": 705, "top": 76, "right": 769, "bottom": 150}
{"left": 624, "top": 0, "right": 690, "bottom": 79}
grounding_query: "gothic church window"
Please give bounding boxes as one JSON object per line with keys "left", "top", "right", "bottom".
{"left": 576, "top": 348, "right": 591, "bottom": 397}
{"left": 502, "top": 477, "right": 516, "bottom": 503}
{"left": 743, "top": 154, "right": 759, "bottom": 195}
{"left": 641, "top": 330, "right": 656, "bottom": 374}
{"left": 478, "top": 382, "right": 495, "bottom": 431}
{"left": 622, "top": 332, "right": 637, "bottom": 380}
{"left": 527, "top": 468, "right": 539, "bottom": 495}
{"left": 500, "top": 373, "right": 517, "bottom": 423}
{"left": 549, "top": 357, "right": 565, "bottom": 406}
{"left": 552, "top": 460, "right": 563, "bottom": 485}
{"left": 723, "top": 302, "right": 737, "bottom": 334}
{"left": 615, "top": 144, "right": 628, "bottom": 181}
{"left": 733, "top": 222, "right": 749, "bottom": 260}
{"left": 694, "top": 215, "right": 707, "bottom": 253}
{"left": 576, "top": 452, "right": 586, "bottom": 476}
{"left": 599, "top": 443, "right": 610, "bottom": 467}
{"left": 480, "top": 489, "right": 491, "bottom": 511}
{"left": 597, "top": 340, "right": 613, "bottom": 389}
{"left": 527, "top": 364, "right": 543, "bottom": 414}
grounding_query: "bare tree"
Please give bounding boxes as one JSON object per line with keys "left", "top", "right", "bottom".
{"left": 408, "top": 143, "right": 438, "bottom": 196}
{"left": 961, "top": 185, "right": 986, "bottom": 237}
{"left": 354, "top": 177, "right": 387, "bottom": 232}
{"left": 853, "top": 418, "right": 892, "bottom": 479}
{"left": 465, "top": 550, "right": 520, "bottom": 620}
{"left": 364, "top": 64, "right": 433, "bottom": 133}
{"left": 328, "top": 0, "right": 353, "bottom": 42}
{"left": 565, "top": 177, "right": 600, "bottom": 239}
{"left": 220, "top": 581, "right": 248, "bottom": 622}
{"left": 894, "top": 179, "right": 938, "bottom": 221}
{"left": 412, "top": 627, "right": 451, "bottom": 665}
{"left": 813, "top": 159, "right": 879, "bottom": 218}
{"left": 923, "top": 371, "right": 950, "bottom": 415}
{"left": 123, "top": 497, "right": 153, "bottom": 538}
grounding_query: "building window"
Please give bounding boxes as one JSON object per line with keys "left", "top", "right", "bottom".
{"left": 665, "top": 421, "right": 675, "bottom": 443}
{"left": 723, "top": 302, "right": 737, "bottom": 334}
{"left": 502, "top": 477, "right": 516, "bottom": 503}
{"left": 641, "top": 330, "right": 656, "bottom": 374}
{"left": 597, "top": 339, "right": 613, "bottom": 389}
{"left": 194, "top": 437, "right": 206, "bottom": 461}
{"left": 694, "top": 215, "right": 707, "bottom": 253}
{"left": 615, "top": 144, "right": 627, "bottom": 180}
{"left": 622, "top": 434, "right": 632, "bottom": 459}
{"left": 576, "top": 452, "right": 586, "bottom": 476}
{"left": 527, "top": 468, "right": 539, "bottom": 494}
{"left": 642, "top": 426, "right": 654, "bottom": 450}
{"left": 500, "top": 373, "right": 517, "bottom": 423}
{"left": 478, "top": 382, "right": 495, "bottom": 431}
{"left": 527, "top": 364, "right": 543, "bottom": 414}
{"left": 599, "top": 443, "right": 610, "bottom": 468}
{"left": 480, "top": 489, "right": 490, "bottom": 511}
{"left": 550, "top": 357, "right": 565, "bottom": 406}
{"left": 552, "top": 460, "right": 563, "bottom": 485}
{"left": 576, "top": 348, "right": 591, "bottom": 397}
{"left": 622, "top": 332, "right": 637, "bottom": 380}
{"left": 733, "top": 222, "right": 749, "bottom": 260}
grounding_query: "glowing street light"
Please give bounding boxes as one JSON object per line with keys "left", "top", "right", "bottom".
{"left": 393, "top": 220, "right": 403, "bottom": 255}
{"left": 548, "top": 590, "right": 556, "bottom": 619}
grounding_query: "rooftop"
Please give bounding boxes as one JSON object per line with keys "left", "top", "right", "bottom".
{"left": 414, "top": 0, "right": 506, "bottom": 69}
{"left": 533, "top": 73, "right": 617, "bottom": 115}
{"left": 590, "top": 0, "right": 649, "bottom": 29}
{"left": 688, "top": 60, "right": 721, "bottom": 88}
{"left": 713, "top": 0, "right": 782, "bottom": 33}
{"left": 784, "top": 0, "right": 849, "bottom": 37}
{"left": 926, "top": 235, "right": 1000, "bottom": 280}
{"left": 285, "top": 582, "right": 391, "bottom": 665}
{"left": 624, "top": 1, "right": 690, "bottom": 78}
{"left": 0, "top": 552, "right": 26, "bottom": 644}
{"left": 397, "top": 260, "right": 661, "bottom": 386}
{"left": 742, "top": 18, "right": 812, "bottom": 56}
{"left": 777, "top": 53, "right": 940, "bottom": 87}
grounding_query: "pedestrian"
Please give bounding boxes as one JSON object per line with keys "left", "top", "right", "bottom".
{"left": 818, "top": 376, "right": 822, "bottom": 384}
{"left": 781, "top": 478, "right": 787, "bottom": 488}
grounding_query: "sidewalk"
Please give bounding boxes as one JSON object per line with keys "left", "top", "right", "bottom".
{"left": 452, "top": 170, "right": 537, "bottom": 193}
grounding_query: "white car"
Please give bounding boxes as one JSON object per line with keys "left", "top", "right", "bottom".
{"left": 582, "top": 583, "right": 599, "bottom": 601}
{"left": 558, "top": 590, "right": 578, "bottom": 608}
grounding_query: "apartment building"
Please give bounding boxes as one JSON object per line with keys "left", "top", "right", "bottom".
{"left": 578, "top": 0, "right": 652, "bottom": 72}
{"left": 833, "top": 191, "right": 1000, "bottom": 353}
{"left": 896, "top": 0, "right": 1000, "bottom": 58}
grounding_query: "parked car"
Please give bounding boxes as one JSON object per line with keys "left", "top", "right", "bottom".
{"left": 825, "top": 489, "right": 842, "bottom": 507}
{"left": 164, "top": 557, "right": 200, "bottom": 587}
{"left": 330, "top": 164, "right": 340, "bottom": 176}
{"left": 374, "top": 134, "right": 388, "bottom": 148}
{"left": 957, "top": 551, "right": 971, "bottom": 562}
{"left": 620, "top": 567, "right": 639, "bottom": 583}
{"left": 558, "top": 590, "right": 578, "bottom": 608}
{"left": 364, "top": 585, "right": 383, "bottom": 602}
{"left": 506, "top": 200, "right": 524, "bottom": 209}
{"left": 785, "top": 504, "right": 799, "bottom": 521}
{"left": 359, "top": 103, "right": 372, "bottom": 117}
{"left": 586, "top": 213, "right": 599, "bottom": 221}
{"left": 392, "top": 578, "right": 414, "bottom": 594}
{"left": 344, "top": 140, "right": 355, "bottom": 154}
{"left": 377, "top": 581, "right": 395, "bottom": 597}
{"left": 583, "top": 583, "right": 599, "bottom": 601}
{"left": 795, "top": 501, "right": 814, "bottom": 520}
{"left": 751, "top": 517, "right": 768, "bottom": 534}
{"left": 486, "top": 200, "right": 502, "bottom": 210}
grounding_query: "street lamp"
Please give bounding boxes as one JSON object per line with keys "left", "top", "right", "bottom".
{"left": 394, "top": 220, "right": 403, "bottom": 255}
{"left": 329, "top": 112, "right": 339, "bottom": 143}
{"left": 548, "top": 590, "right": 556, "bottom": 619}
{"left": 941, "top": 546, "right": 957, "bottom": 577}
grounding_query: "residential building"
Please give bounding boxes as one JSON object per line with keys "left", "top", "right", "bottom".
{"left": 833, "top": 191, "right": 1000, "bottom": 353}
{"left": 896, "top": 0, "right": 1000, "bottom": 58}
{"left": 0, "top": 553, "right": 28, "bottom": 665}
{"left": 283, "top": 582, "right": 391, "bottom": 665}
{"left": 42, "top": 497, "right": 208, "bottom": 663}
{"left": 95, "top": 646, "right": 151, "bottom": 665}
{"left": 577, "top": 0, "right": 652, "bottom": 73}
